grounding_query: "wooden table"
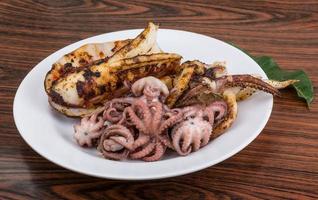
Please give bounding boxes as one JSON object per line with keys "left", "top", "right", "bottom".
{"left": 1, "top": 1, "right": 317, "bottom": 199}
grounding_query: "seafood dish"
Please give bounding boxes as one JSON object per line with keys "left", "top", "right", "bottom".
{"left": 45, "top": 22, "right": 297, "bottom": 162}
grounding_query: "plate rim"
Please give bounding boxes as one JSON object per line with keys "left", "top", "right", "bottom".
{"left": 13, "top": 28, "right": 273, "bottom": 180}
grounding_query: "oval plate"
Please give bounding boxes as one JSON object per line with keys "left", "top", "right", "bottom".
{"left": 13, "top": 29, "right": 272, "bottom": 180}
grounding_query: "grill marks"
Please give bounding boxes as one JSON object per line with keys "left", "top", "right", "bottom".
{"left": 116, "top": 60, "right": 180, "bottom": 84}
{"left": 60, "top": 63, "right": 77, "bottom": 75}
{"left": 229, "top": 75, "right": 281, "bottom": 96}
{"left": 76, "top": 80, "right": 96, "bottom": 100}
{"left": 111, "top": 39, "right": 132, "bottom": 53}
{"left": 83, "top": 69, "right": 101, "bottom": 79}
{"left": 44, "top": 39, "right": 131, "bottom": 95}
{"left": 49, "top": 52, "right": 182, "bottom": 110}
{"left": 165, "top": 65, "right": 195, "bottom": 107}
{"left": 47, "top": 22, "right": 160, "bottom": 116}
{"left": 50, "top": 90, "right": 68, "bottom": 107}
{"left": 74, "top": 58, "right": 181, "bottom": 103}
{"left": 76, "top": 69, "right": 102, "bottom": 101}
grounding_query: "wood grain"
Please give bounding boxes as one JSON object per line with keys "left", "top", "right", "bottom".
{"left": 0, "top": 0, "right": 317, "bottom": 199}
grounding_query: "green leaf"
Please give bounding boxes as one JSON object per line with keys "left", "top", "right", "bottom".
{"left": 227, "top": 42, "right": 314, "bottom": 106}
{"left": 253, "top": 56, "right": 313, "bottom": 107}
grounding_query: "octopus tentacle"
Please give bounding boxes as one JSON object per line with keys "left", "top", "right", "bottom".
{"left": 104, "top": 107, "right": 123, "bottom": 123}
{"left": 130, "top": 141, "right": 156, "bottom": 159}
{"left": 117, "top": 108, "right": 132, "bottom": 126}
{"left": 204, "top": 101, "right": 227, "bottom": 123}
{"left": 201, "top": 106, "right": 215, "bottom": 125}
{"left": 178, "top": 74, "right": 281, "bottom": 108}
{"left": 158, "top": 133, "right": 173, "bottom": 149}
{"left": 142, "top": 142, "right": 166, "bottom": 162}
{"left": 92, "top": 116, "right": 104, "bottom": 131}
{"left": 172, "top": 127, "right": 191, "bottom": 155}
{"left": 134, "top": 99, "right": 152, "bottom": 132}
{"left": 265, "top": 79, "right": 298, "bottom": 89}
{"left": 159, "top": 108, "right": 184, "bottom": 134}
{"left": 192, "top": 130, "right": 202, "bottom": 151}
{"left": 201, "top": 128, "right": 211, "bottom": 146}
{"left": 181, "top": 131, "right": 192, "bottom": 153}
{"left": 202, "top": 74, "right": 280, "bottom": 96}
{"left": 149, "top": 102, "right": 163, "bottom": 134}
{"left": 81, "top": 117, "right": 89, "bottom": 124}
{"left": 236, "top": 87, "right": 257, "bottom": 101}
{"left": 176, "top": 84, "right": 206, "bottom": 106}
{"left": 103, "top": 97, "right": 134, "bottom": 123}
{"left": 101, "top": 150, "right": 129, "bottom": 161}
{"left": 98, "top": 124, "right": 134, "bottom": 160}
{"left": 212, "top": 90, "right": 237, "bottom": 139}
{"left": 90, "top": 117, "right": 105, "bottom": 138}
{"left": 106, "top": 125, "right": 135, "bottom": 150}
{"left": 236, "top": 79, "right": 298, "bottom": 101}
{"left": 89, "top": 113, "right": 98, "bottom": 123}
{"left": 228, "top": 75, "right": 280, "bottom": 96}
{"left": 133, "top": 134, "right": 150, "bottom": 149}
{"left": 126, "top": 106, "right": 148, "bottom": 134}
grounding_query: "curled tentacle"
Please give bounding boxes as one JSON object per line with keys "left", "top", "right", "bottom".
{"left": 142, "top": 142, "right": 166, "bottom": 162}
{"left": 212, "top": 90, "right": 237, "bottom": 139}
{"left": 158, "top": 108, "right": 184, "bottom": 134}
{"left": 103, "top": 107, "right": 122, "bottom": 123}
{"left": 192, "top": 131, "right": 202, "bottom": 152}
{"left": 129, "top": 131, "right": 170, "bottom": 161}
{"left": 125, "top": 100, "right": 149, "bottom": 134}
{"left": 171, "top": 127, "right": 190, "bottom": 155}
{"left": 158, "top": 132, "right": 173, "bottom": 149}
{"left": 133, "top": 134, "right": 150, "bottom": 149}
{"left": 203, "top": 100, "right": 228, "bottom": 124}
{"left": 103, "top": 98, "right": 134, "bottom": 123}
{"left": 130, "top": 141, "right": 156, "bottom": 159}
{"left": 176, "top": 84, "right": 207, "bottom": 107}
{"left": 98, "top": 124, "right": 134, "bottom": 160}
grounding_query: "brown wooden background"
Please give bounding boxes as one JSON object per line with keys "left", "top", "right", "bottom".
{"left": 1, "top": 0, "right": 317, "bottom": 199}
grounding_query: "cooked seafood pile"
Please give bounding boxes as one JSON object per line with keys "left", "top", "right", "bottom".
{"left": 44, "top": 22, "right": 297, "bottom": 161}
{"left": 75, "top": 76, "right": 227, "bottom": 161}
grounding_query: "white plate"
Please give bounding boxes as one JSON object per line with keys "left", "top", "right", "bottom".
{"left": 13, "top": 29, "right": 273, "bottom": 180}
